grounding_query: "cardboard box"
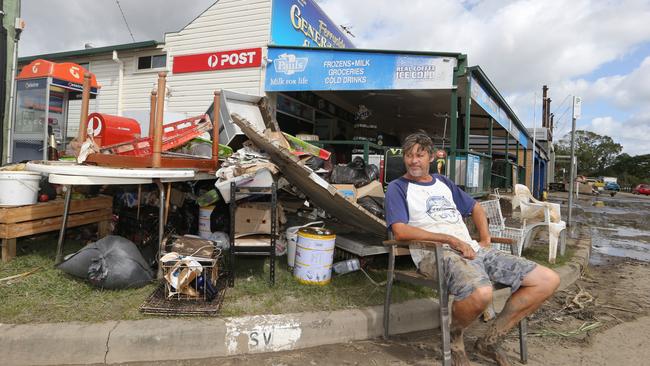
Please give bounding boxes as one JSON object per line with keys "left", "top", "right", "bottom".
{"left": 234, "top": 202, "right": 285, "bottom": 238}
{"left": 356, "top": 180, "right": 385, "bottom": 199}
{"left": 333, "top": 184, "right": 358, "bottom": 202}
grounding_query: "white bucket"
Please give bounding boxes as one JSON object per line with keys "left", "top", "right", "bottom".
{"left": 198, "top": 205, "right": 214, "bottom": 239}
{"left": 286, "top": 221, "right": 323, "bottom": 269}
{"left": 0, "top": 171, "right": 41, "bottom": 206}
{"left": 293, "top": 226, "right": 335, "bottom": 285}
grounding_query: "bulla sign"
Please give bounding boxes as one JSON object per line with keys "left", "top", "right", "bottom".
{"left": 172, "top": 48, "right": 262, "bottom": 74}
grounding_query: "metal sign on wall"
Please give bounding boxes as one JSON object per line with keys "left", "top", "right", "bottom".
{"left": 172, "top": 48, "right": 262, "bottom": 74}
{"left": 270, "top": 0, "right": 354, "bottom": 48}
{"left": 265, "top": 47, "right": 456, "bottom": 92}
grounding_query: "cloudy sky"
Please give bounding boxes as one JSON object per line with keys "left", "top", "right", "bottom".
{"left": 20, "top": 0, "right": 650, "bottom": 156}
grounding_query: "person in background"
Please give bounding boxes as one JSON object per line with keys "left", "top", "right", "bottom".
{"left": 385, "top": 131, "right": 560, "bottom": 366}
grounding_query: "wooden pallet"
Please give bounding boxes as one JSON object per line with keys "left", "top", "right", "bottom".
{"left": 0, "top": 195, "right": 113, "bottom": 262}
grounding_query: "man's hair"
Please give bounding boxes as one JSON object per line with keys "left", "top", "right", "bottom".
{"left": 402, "top": 131, "right": 434, "bottom": 155}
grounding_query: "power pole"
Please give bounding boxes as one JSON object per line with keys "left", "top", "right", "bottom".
{"left": 567, "top": 96, "right": 581, "bottom": 227}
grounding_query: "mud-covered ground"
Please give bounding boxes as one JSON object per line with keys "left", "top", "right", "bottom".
{"left": 125, "top": 192, "right": 650, "bottom": 366}
{"left": 128, "top": 259, "right": 650, "bottom": 366}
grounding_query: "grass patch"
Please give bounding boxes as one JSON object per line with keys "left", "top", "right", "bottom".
{"left": 0, "top": 233, "right": 433, "bottom": 323}
{"left": 0, "top": 234, "right": 157, "bottom": 324}
{"left": 522, "top": 244, "right": 575, "bottom": 268}
{"left": 220, "top": 256, "right": 433, "bottom": 317}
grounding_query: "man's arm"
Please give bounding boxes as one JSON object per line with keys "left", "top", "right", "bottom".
{"left": 391, "top": 222, "right": 476, "bottom": 260}
{"left": 471, "top": 203, "right": 491, "bottom": 248}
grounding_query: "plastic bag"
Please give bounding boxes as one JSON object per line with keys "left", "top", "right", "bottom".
{"left": 58, "top": 235, "right": 153, "bottom": 289}
{"left": 330, "top": 156, "right": 379, "bottom": 187}
{"left": 357, "top": 196, "right": 384, "bottom": 219}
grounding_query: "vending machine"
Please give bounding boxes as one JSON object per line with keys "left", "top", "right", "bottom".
{"left": 10, "top": 59, "right": 99, "bottom": 162}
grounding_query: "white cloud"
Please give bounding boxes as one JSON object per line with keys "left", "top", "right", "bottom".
{"left": 586, "top": 112, "right": 650, "bottom": 155}
{"left": 320, "top": 0, "right": 650, "bottom": 91}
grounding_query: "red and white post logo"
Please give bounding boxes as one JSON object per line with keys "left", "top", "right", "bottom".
{"left": 173, "top": 48, "right": 262, "bottom": 74}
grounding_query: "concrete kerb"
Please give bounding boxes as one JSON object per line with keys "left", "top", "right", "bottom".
{"left": 1, "top": 233, "right": 591, "bottom": 366}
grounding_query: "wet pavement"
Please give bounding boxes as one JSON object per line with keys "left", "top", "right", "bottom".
{"left": 551, "top": 191, "right": 650, "bottom": 265}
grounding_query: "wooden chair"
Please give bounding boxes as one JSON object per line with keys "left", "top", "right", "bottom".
{"left": 383, "top": 235, "right": 528, "bottom": 366}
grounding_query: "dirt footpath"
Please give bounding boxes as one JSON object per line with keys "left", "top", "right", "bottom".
{"left": 128, "top": 260, "right": 650, "bottom": 366}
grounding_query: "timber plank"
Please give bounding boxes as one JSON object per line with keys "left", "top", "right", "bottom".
{"left": 0, "top": 208, "right": 112, "bottom": 239}
{"left": 0, "top": 195, "right": 112, "bottom": 223}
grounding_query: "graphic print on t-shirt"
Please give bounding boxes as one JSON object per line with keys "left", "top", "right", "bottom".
{"left": 426, "top": 195, "right": 462, "bottom": 224}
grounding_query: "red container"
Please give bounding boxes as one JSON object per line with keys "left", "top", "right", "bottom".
{"left": 86, "top": 113, "right": 141, "bottom": 147}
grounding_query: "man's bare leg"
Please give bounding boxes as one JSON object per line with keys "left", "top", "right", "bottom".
{"left": 451, "top": 286, "right": 493, "bottom": 365}
{"left": 475, "top": 265, "right": 560, "bottom": 366}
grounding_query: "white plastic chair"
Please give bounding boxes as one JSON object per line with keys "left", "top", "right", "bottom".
{"left": 479, "top": 199, "right": 525, "bottom": 255}
{"left": 512, "top": 184, "right": 567, "bottom": 263}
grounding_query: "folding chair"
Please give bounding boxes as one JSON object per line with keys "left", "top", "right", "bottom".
{"left": 383, "top": 234, "right": 528, "bottom": 366}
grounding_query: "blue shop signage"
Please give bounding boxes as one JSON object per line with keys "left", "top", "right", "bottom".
{"left": 270, "top": 0, "right": 355, "bottom": 48}
{"left": 265, "top": 47, "right": 456, "bottom": 92}
{"left": 470, "top": 76, "right": 525, "bottom": 145}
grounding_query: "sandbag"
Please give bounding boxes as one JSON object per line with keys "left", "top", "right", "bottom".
{"left": 58, "top": 235, "right": 153, "bottom": 289}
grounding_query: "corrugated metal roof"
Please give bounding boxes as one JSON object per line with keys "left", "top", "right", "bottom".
{"left": 18, "top": 40, "right": 162, "bottom": 63}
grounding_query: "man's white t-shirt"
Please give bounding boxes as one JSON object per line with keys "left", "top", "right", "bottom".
{"left": 385, "top": 174, "right": 480, "bottom": 267}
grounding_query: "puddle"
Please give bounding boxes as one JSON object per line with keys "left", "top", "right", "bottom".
{"left": 572, "top": 197, "right": 650, "bottom": 265}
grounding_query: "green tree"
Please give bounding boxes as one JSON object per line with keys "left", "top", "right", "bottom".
{"left": 554, "top": 130, "right": 623, "bottom": 176}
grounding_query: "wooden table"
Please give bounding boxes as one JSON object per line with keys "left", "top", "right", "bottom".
{"left": 0, "top": 195, "right": 113, "bottom": 262}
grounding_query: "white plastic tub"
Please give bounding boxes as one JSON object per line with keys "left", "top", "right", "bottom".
{"left": 0, "top": 171, "right": 41, "bottom": 206}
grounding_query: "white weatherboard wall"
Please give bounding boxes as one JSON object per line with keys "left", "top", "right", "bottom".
{"left": 164, "top": 0, "right": 272, "bottom": 116}
{"left": 64, "top": 47, "right": 164, "bottom": 136}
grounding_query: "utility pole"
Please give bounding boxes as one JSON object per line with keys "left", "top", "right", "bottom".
{"left": 567, "top": 96, "right": 581, "bottom": 227}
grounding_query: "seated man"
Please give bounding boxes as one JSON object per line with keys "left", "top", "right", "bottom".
{"left": 385, "top": 132, "right": 560, "bottom": 366}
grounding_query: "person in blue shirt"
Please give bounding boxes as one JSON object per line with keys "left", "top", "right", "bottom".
{"left": 385, "top": 132, "right": 560, "bottom": 366}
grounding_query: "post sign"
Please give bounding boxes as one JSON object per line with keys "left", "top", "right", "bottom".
{"left": 172, "top": 48, "right": 262, "bottom": 74}
{"left": 265, "top": 47, "right": 456, "bottom": 92}
{"left": 270, "top": 0, "right": 354, "bottom": 48}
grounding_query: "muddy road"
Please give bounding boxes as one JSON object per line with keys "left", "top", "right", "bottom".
{"left": 123, "top": 192, "right": 650, "bottom": 366}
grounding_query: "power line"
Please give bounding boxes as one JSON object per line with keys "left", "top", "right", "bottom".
{"left": 115, "top": 0, "right": 136, "bottom": 43}
{"left": 552, "top": 94, "right": 571, "bottom": 115}
{"left": 553, "top": 104, "right": 573, "bottom": 136}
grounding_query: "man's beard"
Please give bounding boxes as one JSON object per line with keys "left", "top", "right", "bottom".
{"left": 407, "top": 165, "right": 429, "bottom": 177}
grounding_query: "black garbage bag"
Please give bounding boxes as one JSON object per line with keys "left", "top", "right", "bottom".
{"left": 210, "top": 193, "right": 231, "bottom": 234}
{"left": 330, "top": 157, "right": 380, "bottom": 187}
{"left": 357, "top": 196, "right": 385, "bottom": 219}
{"left": 57, "top": 235, "right": 154, "bottom": 289}
{"left": 305, "top": 156, "right": 325, "bottom": 171}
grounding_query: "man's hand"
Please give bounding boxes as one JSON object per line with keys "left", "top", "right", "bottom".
{"left": 478, "top": 238, "right": 491, "bottom": 248}
{"left": 450, "top": 239, "right": 476, "bottom": 260}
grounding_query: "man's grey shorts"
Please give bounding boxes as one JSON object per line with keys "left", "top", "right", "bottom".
{"left": 418, "top": 247, "right": 537, "bottom": 301}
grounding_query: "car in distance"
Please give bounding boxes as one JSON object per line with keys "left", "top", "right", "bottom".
{"left": 604, "top": 181, "right": 620, "bottom": 191}
{"left": 632, "top": 184, "right": 650, "bottom": 195}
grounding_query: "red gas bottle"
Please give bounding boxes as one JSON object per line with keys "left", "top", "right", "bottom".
{"left": 86, "top": 113, "right": 141, "bottom": 147}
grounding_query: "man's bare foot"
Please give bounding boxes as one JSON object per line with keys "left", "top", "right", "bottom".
{"left": 451, "top": 328, "right": 471, "bottom": 366}
{"left": 475, "top": 338, "right": 511, "bottom": 366}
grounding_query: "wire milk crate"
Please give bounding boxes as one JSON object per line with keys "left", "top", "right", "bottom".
{"left": 160, "top": 235, "right": 223, "bottom": 301}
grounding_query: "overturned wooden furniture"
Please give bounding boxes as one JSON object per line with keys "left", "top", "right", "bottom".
{"left": 0, "top": 195, "right": 113, "bottom": 262}
{"left": 83, "top": 72, "right": 221, "bottom": 172}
